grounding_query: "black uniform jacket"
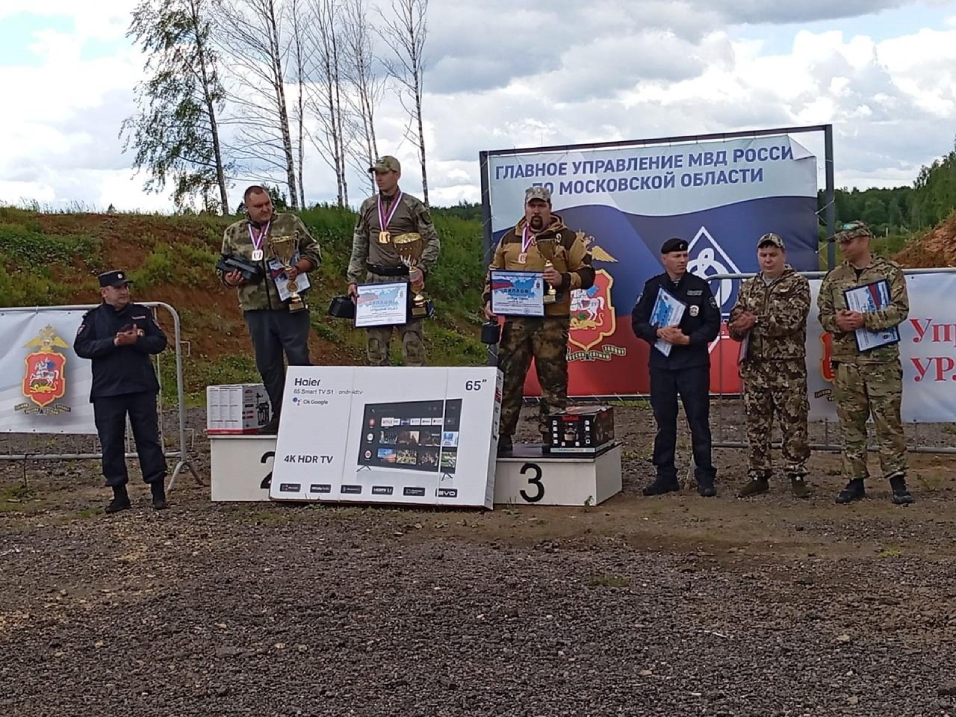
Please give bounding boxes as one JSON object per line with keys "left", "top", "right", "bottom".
{"left": 73, "top": 302, "right": 167, "bottom": 400}
{"left": 631, "top": 272, "right": 721, "bottom": 370}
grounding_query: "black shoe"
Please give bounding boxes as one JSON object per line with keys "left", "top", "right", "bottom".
{"left": 697, "top": 481, "right": 717, "bottom": 498}
{"left": 259, "top": 416, "right": 280, "bottom": 435}
{"left": 889, "top": 475, "right": 914, "bottom": 505}
{"left": 150, "top": 481, "right": 169, "bottom": 511}
{"left": 497, "top": 436, "right": 513, "bottom": 456}
{"left": 643, "top": 477, "right": 680, "bottom": 496}
{"left": 105, "top": 486, "right": 131, "bottom": 514}
{"left": 836, "top": 478, "right": 866, "bottom": 504}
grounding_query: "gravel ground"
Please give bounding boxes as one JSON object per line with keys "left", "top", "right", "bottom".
{"left": 3, "top": 406, "right": 956, "bottom": 716}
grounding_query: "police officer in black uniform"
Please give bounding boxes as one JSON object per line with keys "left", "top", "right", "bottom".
{"left": 74, "top": 270, "right": 169, "bottom": 513}
{"left": 631, "top": 238, "right": 721, "bottom": 497}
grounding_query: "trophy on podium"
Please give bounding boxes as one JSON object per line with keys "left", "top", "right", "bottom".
{"left": 392, "top": 232, "right": 428, "bottom": 318}
{"left": 269, "top": 235, "right": 307, "bottom": 312}
{"left": 536, "top": 238, "right": 558, "bottom": 304}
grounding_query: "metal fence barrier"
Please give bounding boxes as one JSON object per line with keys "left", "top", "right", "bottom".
{"left": 0, "top": 302, "right": 201, "bottom": 491}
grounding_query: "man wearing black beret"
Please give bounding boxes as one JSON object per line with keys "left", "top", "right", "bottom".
{"left": 74, "top": 270, "right": 169, "bottom": 513}
{"left": 631, "top": 238, "right": 721, "bottom": 496}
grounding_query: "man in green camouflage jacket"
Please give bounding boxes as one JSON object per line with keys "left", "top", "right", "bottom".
{"left": 347, "top": 156, "right": 440, "bottom": 366}
{"left": 817, "top": 220, "right": 913, "bottom": 504}
{"left": 218, "top": 185, "right": 322, "bottom": 433}
{"left": 729, "top": 233, "right": 811, "bottom": 499}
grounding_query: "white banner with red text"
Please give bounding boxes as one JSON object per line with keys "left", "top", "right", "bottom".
{"left": 807, "top": 273, "right": 956, "bottom": 423}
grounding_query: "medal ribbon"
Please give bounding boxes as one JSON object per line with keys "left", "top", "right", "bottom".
{"left": 378, "top": 191, "right": 403, "bottom": 234}
{"left": 248, "top": 221, "right": 271, "bottom": 254}
{"left": 521, "top": 225, "right": 536, "bottom": 254}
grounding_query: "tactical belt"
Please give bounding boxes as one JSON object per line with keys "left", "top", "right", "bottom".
{"left": 366, "top": 263, "right": 409, "bottom": 277}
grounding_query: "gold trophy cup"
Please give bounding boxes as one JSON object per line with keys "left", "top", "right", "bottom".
{"left": 269, "top": 235, "right": 307, "bottom": 312}
{"left": 392, "top": 232, "right": 428, "bottom": 318}
{"left": 536, "top": 238, "right": 558, "bottom": 304}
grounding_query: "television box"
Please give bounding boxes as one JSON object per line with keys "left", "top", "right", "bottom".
{"left": 207, "top": 384, "right": 271, "bottom": 434}
{"left": 547, "top": 405, "right": 614, "bottom": 454}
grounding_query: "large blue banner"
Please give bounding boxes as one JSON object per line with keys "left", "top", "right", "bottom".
{"left": 486, "top": 134, "right": 819, "bottom": 395}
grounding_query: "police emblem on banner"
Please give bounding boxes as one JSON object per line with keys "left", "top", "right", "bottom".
{"left": 15, "top": 325, "right": 72, "bottom": 416}
{"left": 570, "top": 269, "right": 616, "bottom": 351}
{"left": 687, "top": 226, "right": 741, "bottom": 318}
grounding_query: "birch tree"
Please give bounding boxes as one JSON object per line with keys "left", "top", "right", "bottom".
{"left": 379, "top": 0, "right": 429, "bottom": 206}
{"left": 122, "top": 0, "right": 231, "bottom": 213}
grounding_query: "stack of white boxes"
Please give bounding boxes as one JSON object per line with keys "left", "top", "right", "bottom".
{"left": 206, "top": 384, "right": 271, "bottom": 434}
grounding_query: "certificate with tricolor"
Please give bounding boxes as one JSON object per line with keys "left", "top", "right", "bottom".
{"left": 844, "top": 279, "right": 900, "bottom": 352}
{"left": 490, "top": 270, "right": 545, "bottom": 317}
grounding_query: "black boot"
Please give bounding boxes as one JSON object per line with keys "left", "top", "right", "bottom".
{"left": 836, "top": 478, "right": 866, "bottom": 504}
{"left": 497, "top": 435, "right": 513, "bottom": 456}
{"left": 643, "top": 476, "right": 680, "bottom": 496}
{"left": 105, "top": 485, "right": 131, "bottom": 514}
{"left": 889, "top": 475, "right": 914, "bottom": 505}
{"left": 150, "top": 480, "right": 169, "bottom": 510}
{"left": 696, "top": 478, "right": 717, "bottom": 498}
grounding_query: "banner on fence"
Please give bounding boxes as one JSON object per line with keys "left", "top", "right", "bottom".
{"left": 486, "top": 132, "right": 819, "bottom": 396}
{"left": 807, "top": 273, "right": 956, "bottom": 423}
{"left": 0, "top": 310, "right": 97, "bottom": 434}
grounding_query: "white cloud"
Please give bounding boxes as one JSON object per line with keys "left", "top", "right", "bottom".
{"left": 1, "top": 0, "right": 955, "bottom": 211}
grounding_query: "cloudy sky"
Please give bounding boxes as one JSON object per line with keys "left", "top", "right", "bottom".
{"left": 1, "top": 0, "right": 955, "bottom": 211}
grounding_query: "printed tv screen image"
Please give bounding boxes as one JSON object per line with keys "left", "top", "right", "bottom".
{"left": 358, "top": 399, "right": 461, "bottom": 474}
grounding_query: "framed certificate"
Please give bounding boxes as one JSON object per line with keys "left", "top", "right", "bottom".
{"left": 355, "top": 281, "right": 409, "bottom": 327}
{"left": 490, "top": 270, "right": 545, "bottom": 317}
{"left": 843, "top": 279, "right": 900, "bottom": 352}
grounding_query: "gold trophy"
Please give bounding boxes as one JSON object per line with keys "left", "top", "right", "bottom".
{"left": 536, "top": 238, "right": 558, "bottom": 304}
{"left": 269, "top": 235, "right": 307, "bottom": 312}
{"left": 392, "top": 232, "right": 428, "bottom": 318}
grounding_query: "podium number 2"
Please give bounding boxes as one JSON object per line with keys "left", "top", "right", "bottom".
{"left": 260, "top": 451, "right": 276, "bottom": 490}
{"left": 519, "top": 463, "right": 544, "bottom": 503}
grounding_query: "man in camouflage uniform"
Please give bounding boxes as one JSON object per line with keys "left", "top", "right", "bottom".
{"left": 729, "top": 233, "right": 811, "bottom": 499}
{"left": 483, "top": 185, "right": 595, "bottom": 454}
{"left": 219, "top": 185, "right": 322, "bottom": 433}
{"left": 348, "top": 156, "right": 440, "bottom": 366}
{"left": 818, "top": 220, "right": 913, "bottom": 504}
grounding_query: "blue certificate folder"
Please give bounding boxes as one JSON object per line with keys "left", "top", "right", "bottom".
{"left": 490, "top": 270, "right": 545, "bottom": 317}
{"left": 843, "top": 279, "right": 900, "bottom": 352}
{"left": 650, "top": 287, "right": 686, "bottom": 357}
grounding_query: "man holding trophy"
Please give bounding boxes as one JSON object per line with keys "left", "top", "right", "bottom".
{"left": 483, "top": 185, "right": 595, "bottom": 454}
{"left": 347, "top": 156, "right": 441, "bottom": 366}
{"left": 218, "top": 185, "right": 322, "bottom": 434}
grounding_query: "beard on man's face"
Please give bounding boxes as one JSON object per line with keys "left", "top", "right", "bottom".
{"left": 530, "top": 215, "right": 544, "bottom": 228}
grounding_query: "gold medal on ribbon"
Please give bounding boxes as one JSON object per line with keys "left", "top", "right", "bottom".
{"left": 517, "top": 252, "right": 527, "bottom": 264}
{"left": 378, "top": 230, "right": 391, "bottom": 244}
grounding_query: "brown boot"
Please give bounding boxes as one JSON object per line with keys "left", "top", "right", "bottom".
{"left": 738, "top": 476, "right": 769, "bottom": 498}
{"left": 790, "top": 476, "right": 811, "bottom": 499}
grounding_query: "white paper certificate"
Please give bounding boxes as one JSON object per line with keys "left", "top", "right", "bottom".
{"left": 355, "top": 282, "right": 409, "bottom": 327}
{"left": 650, "top": 287, "right": 687, "bottom": 356}
{"left": 267, "top": 256, "right": 311, "bottom": 301}
{"left": 844, "top": 279, "right": 900, "bottom": 352}
{"left": 490, "top": 270, "right": 545, "bottom": 317}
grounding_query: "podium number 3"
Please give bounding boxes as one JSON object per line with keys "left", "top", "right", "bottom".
{"left": 260, "top": 451, "right": 276, "bottom": 489}
{"left": 519, "top": 463, "right": 544, "bottom": 503}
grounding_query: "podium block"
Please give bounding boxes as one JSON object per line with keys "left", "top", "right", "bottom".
{"left": 494, "top": 443, "right": 622, "bottom": 506}
{"left": 209, "top": 434, "right": 277, "bottom": 501}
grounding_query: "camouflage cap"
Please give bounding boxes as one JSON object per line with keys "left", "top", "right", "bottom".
{"left": 368, "top": 155, "right": 401, "bottom": 173}
{"left": 831, "top": 220, "right": 872, "bottom": 243}
{"left": 525, "top": 185, "right": 552, "bottom": 204}
{"left": 757, "top": 232, "right": 785, "bottom": 250}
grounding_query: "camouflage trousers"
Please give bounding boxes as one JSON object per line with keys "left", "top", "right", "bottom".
{"left": 498, "top": 316, "right": 569, "bottom": 439}
{"left": 741, "top": 359, "right": 809, "bottom": 479}
{"left": 834, "top": 360, "right": 906, "bottom": 481}
{"left": 363, "top": 272, "right": 425, "bottom": 367}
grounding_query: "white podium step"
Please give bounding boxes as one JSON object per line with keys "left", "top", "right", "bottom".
{"left": 493, "top": 442, "right": 622, "bottom": 506}
{"left": 209, "top": 434, "right": 278, "bottom": 501}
